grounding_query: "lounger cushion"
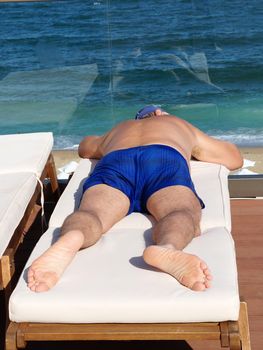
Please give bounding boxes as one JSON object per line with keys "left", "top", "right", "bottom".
{"left": 9, "top": 225, "right": 239, "bottom": 323}
{"left": 49, "top": 159, "right": 231, "bottom": 232}
{"left": 0, "top": 132, "right": 53, "bottom": 177}
{"left": 9, "top": 159, "right": 239, "bottom": 323}
{"left": 0, "top": 172, "right": 37, "bottom": 256}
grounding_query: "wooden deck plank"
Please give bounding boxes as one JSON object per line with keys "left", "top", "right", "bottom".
{"left": 190, "top": 199, "right": 263, "bottom": 350}
{"left": 231, "top": 199, "right": 263, "bottom": 350}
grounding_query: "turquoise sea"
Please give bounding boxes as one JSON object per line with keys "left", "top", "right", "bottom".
{"left": 0, "top": 0, "right": 262, "bottom": 148}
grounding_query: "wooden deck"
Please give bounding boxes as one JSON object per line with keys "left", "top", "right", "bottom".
{"left": 230, "top": 199, "right": 263, "bottom": 350}
{"left": 1, "top": 198, "right": 262, "bottom": 349}
{"left": 188, "top": 198, "right": 263, "bottom": 350}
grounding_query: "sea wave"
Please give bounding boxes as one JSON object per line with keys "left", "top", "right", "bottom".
{"left": 53, "top": 135, "right": 81, "bottom": 150}
{"left": 209, "top": 128, "right": 263, "bottom": 147}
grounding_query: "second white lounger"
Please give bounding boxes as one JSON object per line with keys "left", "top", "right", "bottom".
{"left": 0, "top": 132, "right": 58, "bottom": 291}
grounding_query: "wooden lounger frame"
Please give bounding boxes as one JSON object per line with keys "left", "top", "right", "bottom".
{"left": 6, "top": 300, "right": 250, "bottom": 350}
{"left": 0, "top": 154, "right": 59, "bottom": 296}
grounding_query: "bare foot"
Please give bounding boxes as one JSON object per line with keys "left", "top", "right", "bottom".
{"left": 27, "top": 230, "right": 84, "bottom": 292}
{"left": 143, "top": 245, "right": 212, "bottom": 291}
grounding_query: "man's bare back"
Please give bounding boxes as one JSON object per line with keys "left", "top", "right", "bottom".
{"left": 79, "top": 112, "right": 243, "bottom": 170}
{"left": 97, "top": 116, "right": 193, "bottom": 161}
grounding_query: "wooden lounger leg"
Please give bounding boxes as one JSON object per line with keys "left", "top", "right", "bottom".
{"left": 1, "top": 251, "right": 14, "bottom": 338}
{"left": 0, "top": 251, "right": 14, "bottom": 290}
{"left": 46, "top": 154, "right": 60, "bottom": 197}
{"left": 228, "top": 321, "right": 241, "bottom": 350}
{"left": 220, "top": 320, "right": 241, "bottom": 350}
{"left": 220, "top": 301, "right": 251, "bottom": 350}
{"left": 5, "top": 322, "right": 19, "bottom": 350}
{"left": 238, "top": 301, "right": 251, "bottom": 350}
{"left": 0, "top": 250, "right": 14, "bottom": 314}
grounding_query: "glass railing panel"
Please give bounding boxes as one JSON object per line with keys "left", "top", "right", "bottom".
{"left": 0, "top": 0, "right": 262, "bottom": 175}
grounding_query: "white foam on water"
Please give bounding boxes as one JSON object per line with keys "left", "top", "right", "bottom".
{"left": 209, "top": 128, "right": 263, "bottom": 147}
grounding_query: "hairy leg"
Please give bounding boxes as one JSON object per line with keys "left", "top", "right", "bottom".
{"left": 27, "top": 185, "right": 130, "bottom": 292}
{"left": 143, "top": 185, "right": 212, "bottom": 291}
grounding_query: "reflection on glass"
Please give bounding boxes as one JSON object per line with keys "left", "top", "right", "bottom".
{"left": 0, "top": 63, "right": 98, "bottom": 125}
{"left": 0, "top": 0, "right": 262, "bottom": 174}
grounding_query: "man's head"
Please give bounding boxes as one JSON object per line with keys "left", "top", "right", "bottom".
{"left": 135, "top": 105, "right": 168, "bottom": 120}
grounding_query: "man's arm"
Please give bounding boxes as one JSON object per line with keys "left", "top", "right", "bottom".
{"left": 78, "top": 135, "right": 103, "bottom": 159}
{"left": 191, "top": 126, "right": 243, "bottom": 171}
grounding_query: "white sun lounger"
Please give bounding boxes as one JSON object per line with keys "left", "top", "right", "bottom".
{"left": 0, "top": 132, "right": 58, "bottom": 293}
{"left": 6, "top": 159, "right": 250, "bottom": 350}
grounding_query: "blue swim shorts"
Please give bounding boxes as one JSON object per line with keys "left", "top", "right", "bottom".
{"left": 82, "top": 144, "right": 205, "bottom": 214}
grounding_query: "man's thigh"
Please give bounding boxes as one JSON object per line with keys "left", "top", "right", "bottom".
{"left": 146, "top": 185, "right": 201, "bottom": 222}
{"left": 79, "top": 184, "right": 130, "bottom": 232}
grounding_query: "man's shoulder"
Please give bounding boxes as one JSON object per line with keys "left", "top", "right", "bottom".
{"left": 116, "top": 119, "right": 136, "bottom": 127}
{"left": 112, "top": 119, "right": 140, "bottom": 132}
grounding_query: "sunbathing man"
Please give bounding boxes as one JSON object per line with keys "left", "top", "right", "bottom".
{"left": 28, "top": 105, "right": 243, "bottom": 292}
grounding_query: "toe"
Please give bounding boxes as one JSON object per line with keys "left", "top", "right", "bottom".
{"left": 27, "top": 268, "right": 35, "bottom": 282}
{"left": 35, "top": 283, "right": 50, "bottom": 293}
{"left": 200, "top": 261, "right": 208, "bottom": 270}
{"left": 203, "top": 268, "right": 213, "bottom": 281}
{"left": 205, "top": 280, "right": 212, "bottom": 288}
{"left": 191, "top": 281, "right": 206, "bottom": 291}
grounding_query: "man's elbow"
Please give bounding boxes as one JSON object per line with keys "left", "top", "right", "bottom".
{"left": 78, "top": 146, "right": 86, "bottom": 158}
{"left": 78, "top": 137, "right": 90, "bottom": 158}
{"left": 78, "top": 136, "right": 102, "bottom": 159}
{"left": 228, "top": 159, "right": 243, "bottom": 171}
{"left": 227, "top": 150, "right": 244, "bottom": 171}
